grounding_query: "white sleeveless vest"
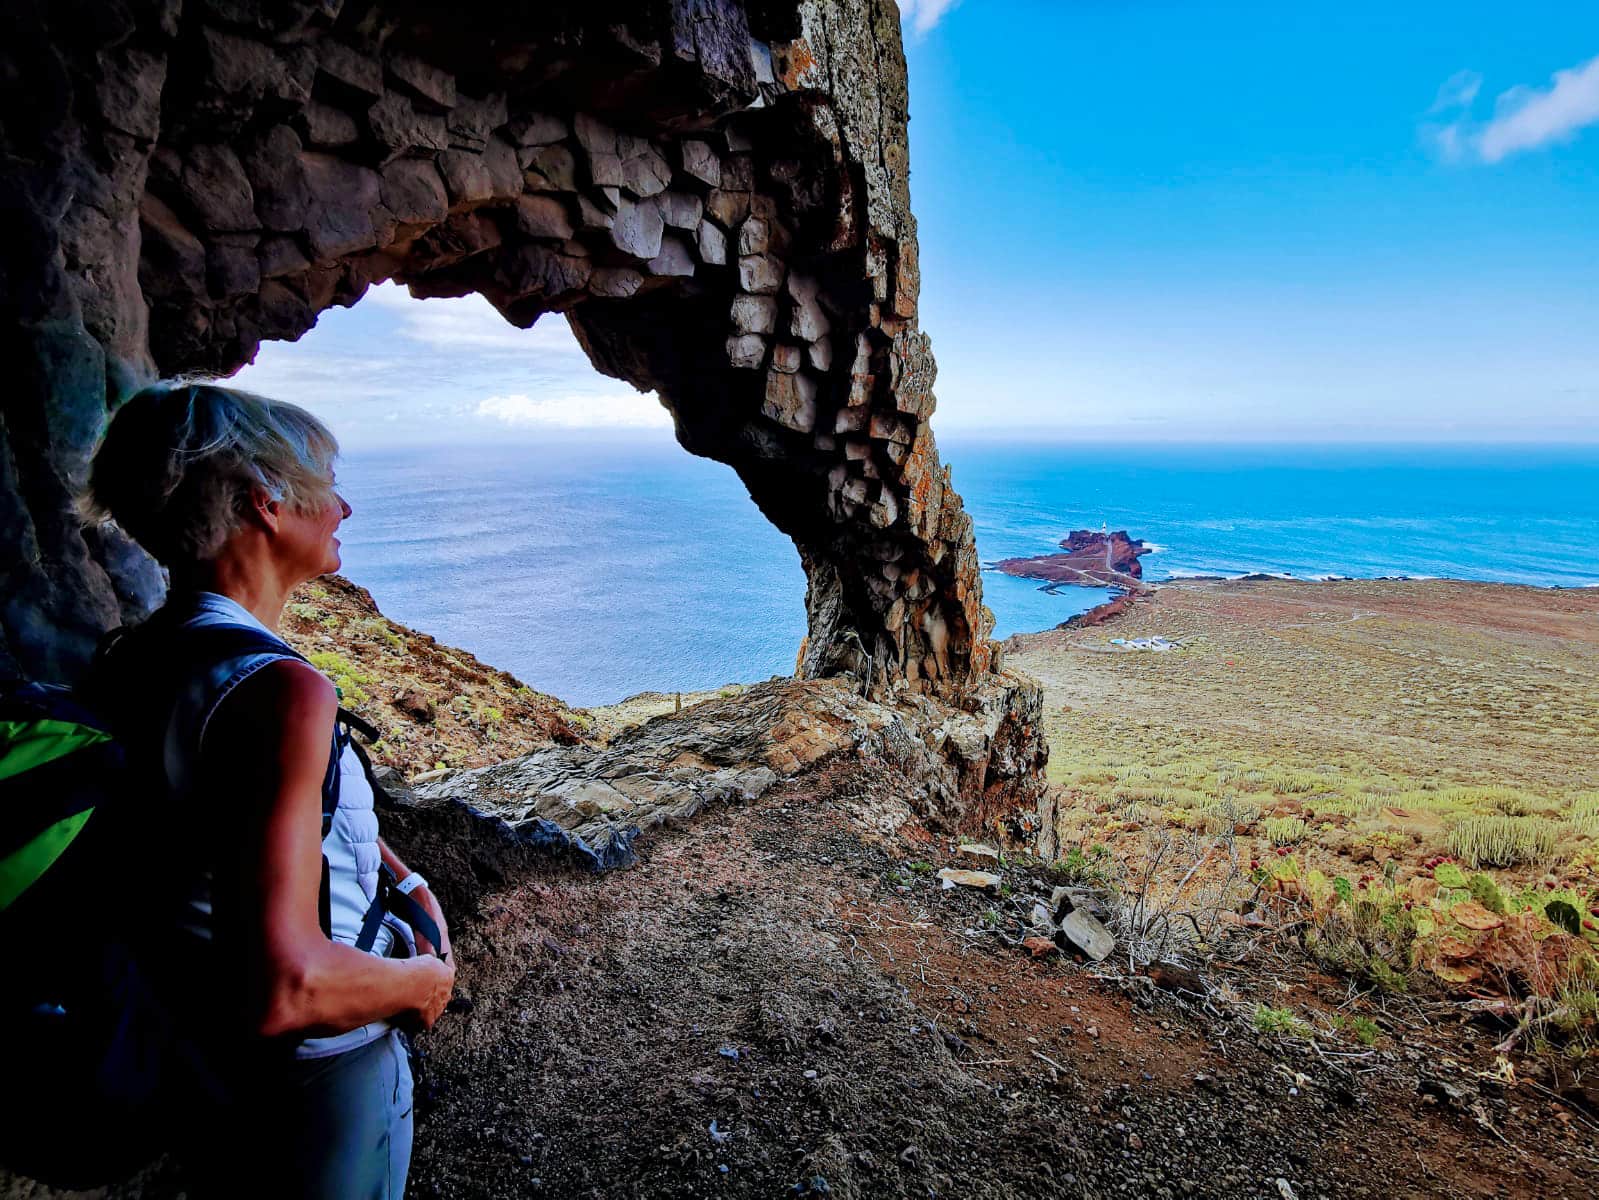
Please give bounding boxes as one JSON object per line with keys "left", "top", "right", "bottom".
{"left": 169, "top": 592, "right": 404, "bottom": 1058}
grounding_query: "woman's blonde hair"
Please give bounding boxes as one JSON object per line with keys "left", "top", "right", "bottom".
{"left": 81, "top": 382, "right": 339, "bottom": 569}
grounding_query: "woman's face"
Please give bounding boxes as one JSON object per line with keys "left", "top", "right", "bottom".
{"left": 279, "top": 481, "right": 353, "bottom": 583}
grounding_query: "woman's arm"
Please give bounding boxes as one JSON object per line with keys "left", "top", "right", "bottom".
{"left": 378, "top": 838, "right": 450, "bottom": 959}
{"left": 205, "top": 659, "right": 454, "bottom": 1039}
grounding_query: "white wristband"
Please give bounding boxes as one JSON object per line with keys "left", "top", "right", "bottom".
{"left": 394, "top": 871, "right": 428, "bottom": 897}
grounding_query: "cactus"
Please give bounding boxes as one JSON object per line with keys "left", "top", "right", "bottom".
{"left": 1433, "top": 863, "right": 1468, "bottom": 889}
{"left": 1263, "top": 816, "right": 1308, "bottom": 845}
{"left": 1445, "top": 815, "right": 1559, "bottom": 869}
{"left": 1468, "top": 872, "right": 1508, "bottom": 915}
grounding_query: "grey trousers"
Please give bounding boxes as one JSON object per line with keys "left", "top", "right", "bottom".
{"left": 190, "top": 1029, "right": 414, "bottom": 1199}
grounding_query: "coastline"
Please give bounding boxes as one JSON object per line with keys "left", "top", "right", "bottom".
{"left": 994, "top": 570, "right": 1599, "bottom": 640}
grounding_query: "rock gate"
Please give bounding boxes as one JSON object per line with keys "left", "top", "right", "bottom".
{"left": 1, "top": 0, "right": 1045, "bottom": 823}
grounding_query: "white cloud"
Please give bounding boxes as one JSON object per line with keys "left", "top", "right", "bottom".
{"left": 228, "top": 282, "right": 656, "bottom": 445}
{"left": 898, "top": 0, "right": 959, "bottom": 37}
{"left": 1479, "top": 54, "right": 1599, "bottom": 161}
{"left": 475, "top": 391, "right": 672, "bottom": 430}
{"left": 1429, "top": 68, "right": 1481, "bottom": 113}
{"left": 1427, "top": 53, "right": 1599, "bottom": 163}
{"left": 365, "top": 282, "right": 587, "bottom": 357}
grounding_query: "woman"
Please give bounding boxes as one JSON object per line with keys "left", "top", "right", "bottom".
{"left": 81, "top": 382, "right": 455, "bottom": 1198}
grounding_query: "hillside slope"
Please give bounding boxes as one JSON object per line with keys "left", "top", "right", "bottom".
{"left": 279, "top": 575, "right": 590, "bottom": 776}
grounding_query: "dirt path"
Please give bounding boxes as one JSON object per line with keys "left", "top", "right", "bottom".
{"left": 391, "top": 763, "right": 1593, "bottom": 1199}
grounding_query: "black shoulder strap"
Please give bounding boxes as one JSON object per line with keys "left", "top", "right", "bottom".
{"left": 97, "top": 610, "right": 350, "bottom": 942}
{"left": 336, "top": 710, "right": 445, "bottom": 960}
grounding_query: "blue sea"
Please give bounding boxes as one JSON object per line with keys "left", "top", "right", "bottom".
{"left": 330, "top": 438, "right": 1599, "bottom": 706}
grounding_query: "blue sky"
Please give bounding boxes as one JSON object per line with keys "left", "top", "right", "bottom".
{"left": 235, "top": 1, "right": 1599, "bottom": 444}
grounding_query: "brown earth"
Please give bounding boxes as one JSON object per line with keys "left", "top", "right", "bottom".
{"left": 278, "top": 574, "right": 592, "bottom": 776}
{"left": 364, "top": 763, "right": 1599, "bottom": 1198}
{"left": 24, "top": 756, "right": 1596, "bottom": 1199}
{"left": 11, "top": 579, "right": 1598, "bottom": 1200}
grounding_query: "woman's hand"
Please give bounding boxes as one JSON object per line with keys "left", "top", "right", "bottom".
{"left": 405, "top": 955, "right": 456, "bottom": 1031}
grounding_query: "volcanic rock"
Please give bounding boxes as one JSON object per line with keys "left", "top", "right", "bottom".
{"left": 993, "top": 530, "right": 1152, "bottom": 588}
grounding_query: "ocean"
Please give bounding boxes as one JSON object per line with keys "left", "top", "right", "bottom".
{"left": 329, "top": 438, "right": 1599, "bottom": 707}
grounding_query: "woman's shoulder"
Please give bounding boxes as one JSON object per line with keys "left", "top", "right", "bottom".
{"left": 201, "top": 657, "right": 337, "bottom": 768}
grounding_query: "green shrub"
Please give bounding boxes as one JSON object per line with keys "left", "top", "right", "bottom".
{"left": 1333, "top": 1014, "right": 1382, "bottom": 1045}
{"left": 1253, "top": 1004, "right": 1312, "bottom": 1038}
{"left": 306, "top": 651, "right": 375, "bottom": 705}
{"left": 1049, "top": 844, "right": 1114, "bottom": 886}
{"left": 1446, "top": 815, "right": 1559, "bottom": 868}
{"left": 356, "top": 618, "right": 403, "bottom": 651}
{"left": 1263, "top": 816, "right": 1308, "bottom": 845}
{"left": 1305, "top": 887, "right": 1418, "bottom": 992}
{"left": 1570, "top": 794, "right": 1599, "bottom": 839}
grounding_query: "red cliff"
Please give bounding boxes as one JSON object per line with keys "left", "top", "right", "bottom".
{"left": 992, "top": 529, "right": 1151, "bottom": 588}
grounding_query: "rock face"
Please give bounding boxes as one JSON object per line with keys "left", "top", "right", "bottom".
{"left": 404, "top": 670, "right": 1046, "bottom": 867}
{"left": 993, "top": 530, "right": 1152, "bottom": 588}
{"left": 0, "top": 0, "right": 1044, "bottom": 821}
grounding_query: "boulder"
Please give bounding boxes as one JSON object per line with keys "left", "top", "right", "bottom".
{"left": 697, "top": 220, "right": 728, "bottom": 265}
{"left": 1056, "top": 908, "right": 1114, "bottom": 962}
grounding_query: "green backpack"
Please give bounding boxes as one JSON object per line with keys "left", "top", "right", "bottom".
{"left": 0, "top": 675, "right": 176, "bottom": 1186}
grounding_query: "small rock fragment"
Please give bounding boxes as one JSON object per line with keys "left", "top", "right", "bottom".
{"left": 1057, "top": 908, "right": 1114, "bottom": 962}
{"left": 391, "top": 687, "right": 436, "bottom": 723}
{"left": 935, "top": 868, "right": 1001, "bottom": 893}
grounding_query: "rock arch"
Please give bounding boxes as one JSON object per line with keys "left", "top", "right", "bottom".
{"left": 2, "top": 1, "right": 1039, "bottom": 811}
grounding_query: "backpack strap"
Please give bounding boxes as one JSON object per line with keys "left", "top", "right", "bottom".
{"left": 104, "top": 617, "right": 350, "bottom": 941}
{"left": 337, "top": 709, "right": 445, "bottom": 960}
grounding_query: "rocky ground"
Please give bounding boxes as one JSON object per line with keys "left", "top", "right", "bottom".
{"left": 22, "top": 754, "right": 1596, "bottom": 1199}
{"left": 380, "top": 765, "right": 1597, "bottom": 1200}
{"left": 10, "top": 577, "right": 1598, "bottom": 1200}
{"left": 335, "top": 738, "right": 1599, "bottom": 1200}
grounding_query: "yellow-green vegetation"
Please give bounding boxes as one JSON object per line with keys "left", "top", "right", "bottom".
{"left": 1012, "top": 578, "right": 1599, "bottom": 1051}
{"left": 1258, "top": 855, "right": 1599, "bottom": 1054}
{"left": 1017, "top": 579, "right": 1599, "bottom": 884}
{"left": 1263, "top": 816, "right": 1308, "bottom": 845}
{"left": 281, "top": 574, "right": 590, "bottom": 778}
{"left": 1446, "top": 814, "right": 1560, "bottom": 868}
{"left": 1332, "top": 1013, "right": 1382, "bottom": 1046}
{"left": 306, "top": 650, "right": 376, "bottom": 705}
